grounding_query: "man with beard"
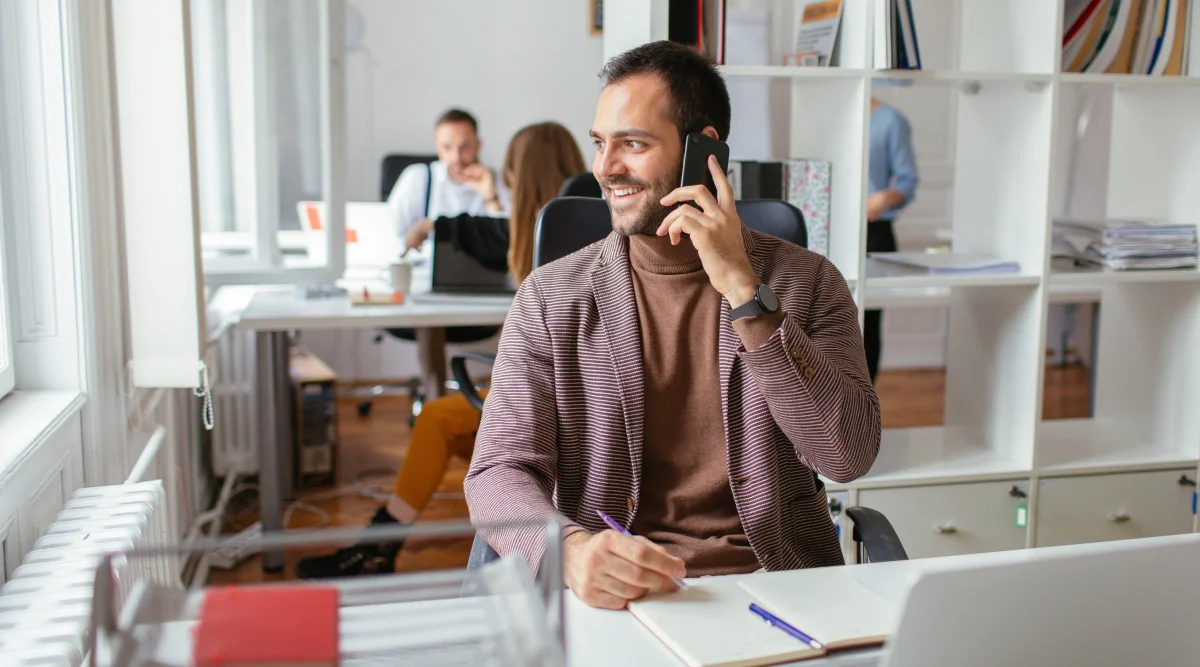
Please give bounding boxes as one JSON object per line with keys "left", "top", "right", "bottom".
{"left": 464, "top": 41, "right": 881, "bottom": 610}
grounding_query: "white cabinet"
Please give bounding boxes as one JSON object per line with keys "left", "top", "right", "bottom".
{"left": 858, "top": 480, "right": 1030, "bottom": 559}
{"left": 1035, "top": 469, "right": 1197, "bottom": 548}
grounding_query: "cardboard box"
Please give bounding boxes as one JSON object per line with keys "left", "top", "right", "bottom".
{"left": 289, "top": 346, "right": 338, "bottom": 489}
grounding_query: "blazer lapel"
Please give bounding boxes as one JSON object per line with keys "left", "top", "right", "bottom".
{"left": 591, "top": 233, "right": 645, "bottom": 495}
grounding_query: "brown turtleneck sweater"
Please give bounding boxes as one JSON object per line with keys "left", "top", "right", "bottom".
{"left": 627, "top": 234, "right": 782, "bottom": 577}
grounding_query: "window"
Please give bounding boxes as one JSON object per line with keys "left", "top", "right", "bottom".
{"left": 191, "top": 0, "right": 345, "bottom": 286}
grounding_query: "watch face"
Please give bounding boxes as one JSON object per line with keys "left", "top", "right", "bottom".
{"left": 757, "top": 284, "right": 779, "bottom": 312}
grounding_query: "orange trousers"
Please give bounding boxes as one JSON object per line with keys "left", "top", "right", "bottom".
{"left": 392, "top": 390, "right": 487, "bottom": 511}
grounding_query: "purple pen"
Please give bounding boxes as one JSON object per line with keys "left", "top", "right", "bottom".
{"left": 597, "top": 510, "right": 688, "bottom": 588}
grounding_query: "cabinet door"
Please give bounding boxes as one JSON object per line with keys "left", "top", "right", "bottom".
{"left": 1035, "top": 469, "right": 1197, "bottom": 547}
{"left": 858, "top": 480, "right": 1030, "bottom": 559}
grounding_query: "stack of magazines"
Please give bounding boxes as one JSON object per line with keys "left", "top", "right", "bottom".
{"left": 1052, "top": 218, "right": 1199, "bottom": 270}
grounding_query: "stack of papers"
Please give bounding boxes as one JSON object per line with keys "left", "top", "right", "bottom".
{"left": 868, "top": 251, "right": 1021, "bottom": 275}
{"left": 1053, "top": 218, "right": 1199, "bottom": 270}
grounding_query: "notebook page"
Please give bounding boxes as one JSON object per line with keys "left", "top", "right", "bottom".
{"left": 627, "top": 581, "right": 824, "bottom": 667}
{"left": 737, "top": 569, "right": 898, "bottom": 650}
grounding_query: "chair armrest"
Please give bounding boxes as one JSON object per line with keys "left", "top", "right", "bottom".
{"left": 450, "top": 353, "right": 496, "bottom": 412}
{"left": 845, "top": 506, "right": 909, "bottom": 563}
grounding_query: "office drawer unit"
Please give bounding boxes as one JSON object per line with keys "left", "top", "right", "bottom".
{"left": 1035, "top": 469, "right": 1198, "bottom": 547}
{"left": 857, "top": 480, "right": 1030, "bottom": 559}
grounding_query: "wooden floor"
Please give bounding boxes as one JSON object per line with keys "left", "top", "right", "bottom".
{"left": 208, "top": 364, "right": 1090, "bottom": 585}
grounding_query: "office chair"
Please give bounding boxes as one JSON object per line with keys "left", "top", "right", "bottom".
{"left": 557, "top": 171, "right": 603, "bottom": 198}
{"left": 359, "top": 153, "right": 501, "bottom": 419}
{"left": 379, "top": 153, "right": 437, "bottom": 202}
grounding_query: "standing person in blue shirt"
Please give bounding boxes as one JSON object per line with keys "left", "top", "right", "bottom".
{"left": 865, "top": 96, "right": 919, "bottom": 383}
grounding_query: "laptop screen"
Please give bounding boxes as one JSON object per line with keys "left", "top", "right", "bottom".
{"left": 430, "top": 236, "right": 516, "bottom": 294}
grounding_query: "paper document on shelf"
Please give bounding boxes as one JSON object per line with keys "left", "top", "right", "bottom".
{"left": 790, "top": 1, "right": 843, "bottom": 66}
{"left": 626, "top": 582, "right": 825, "bottom": 667}
{"left": 868, "top": 251, "right": 1021, "bottom": 274}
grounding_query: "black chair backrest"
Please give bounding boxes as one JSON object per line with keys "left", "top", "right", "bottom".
{"left": 734, "top": 199, "right": 807, "bottom": 247}
{"left": 532, "top": 197, "right": 808, "bottom": 270}
{"left": 380, "top": 153, "right": 438, "bottom": 202}
{"left": 557, "top": 171, "right": 603, "bottom": 198}
{"left": 532, "top": 197, "right": 613, "bottom": 269}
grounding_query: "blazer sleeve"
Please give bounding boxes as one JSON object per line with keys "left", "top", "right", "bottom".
{"left": 463, "top": 273, "right": 574, "bottom": 573}
{"left": 735, "top": 256, "right": 881, "bottom": 483}
{"left": 433, "top": 213, "right": 511, "bottom": 273}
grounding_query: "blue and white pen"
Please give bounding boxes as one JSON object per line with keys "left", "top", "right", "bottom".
{"left": 596, "top": 510, "right": 689, "bottom": 589}
{"left": 749, "top": 603, "right": 824, "bottom": 651}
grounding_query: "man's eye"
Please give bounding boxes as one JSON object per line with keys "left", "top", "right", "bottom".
{"left": 627, "top": 141, "right": 644, "bottom": 150}
{"left": 593, "top": 140, "right": 604, "bottom": 150}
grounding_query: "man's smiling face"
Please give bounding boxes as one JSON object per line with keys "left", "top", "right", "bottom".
{"left": 590, "top": 73, "right": 683, "bottom": 237}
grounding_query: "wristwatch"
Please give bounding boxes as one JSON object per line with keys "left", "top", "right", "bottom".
{"left": 730, "top": 284, "right": 780, "bottom": 321}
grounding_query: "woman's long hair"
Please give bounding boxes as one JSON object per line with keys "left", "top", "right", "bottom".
{"left": 501, "top": 122, "right": 587, "bottom": 284}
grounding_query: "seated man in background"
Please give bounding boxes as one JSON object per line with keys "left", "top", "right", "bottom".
{"left": 465, "top": 41, "right": 881, "bottom": 609}
{"left": 296, "top": 122, "right": 587, "bottom": 580}
{"left": 386, "top": 108, "right": 511, "bottom": 239}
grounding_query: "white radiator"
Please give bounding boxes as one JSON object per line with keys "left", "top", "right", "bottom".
{"left": 0, "top": 480, "right": 179, "bottom": 665}
{"left": 211, "top": 327, "right": 259, "bottom": 476}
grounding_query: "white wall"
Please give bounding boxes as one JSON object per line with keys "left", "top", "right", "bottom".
{"left": 305, "top": 0, "right": 606, "bottom": 382}
{"left": 343, "top": 0, "right": 605, "bottom": 202}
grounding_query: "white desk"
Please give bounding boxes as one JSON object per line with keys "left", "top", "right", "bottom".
{"left": 565, "top": 533, "right": 1199, "bottom": 666}
{"left": 233, "top": 278, "right": 512, "bottom": 572}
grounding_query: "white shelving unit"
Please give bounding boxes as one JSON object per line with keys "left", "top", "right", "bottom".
{"left": 609, "top": 0, "right": 1200, "bottom": 561}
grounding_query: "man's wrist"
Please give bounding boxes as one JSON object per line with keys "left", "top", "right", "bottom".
{"left": 723, "top": 269, "right": 761, "bottom": 309}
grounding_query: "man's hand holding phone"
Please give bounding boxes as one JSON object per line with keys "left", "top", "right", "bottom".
{"left": 658, "top": 155, "right": 761, "bottom": 309}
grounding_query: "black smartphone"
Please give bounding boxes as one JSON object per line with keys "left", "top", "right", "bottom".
{"left": 679, "top": 132, "right": 731, "bottom": 199}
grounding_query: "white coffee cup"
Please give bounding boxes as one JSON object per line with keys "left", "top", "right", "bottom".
{"left": 389, "top": 261, "right": 413, "bottom": 294}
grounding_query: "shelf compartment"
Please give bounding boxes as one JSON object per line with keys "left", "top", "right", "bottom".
{"left": 850, "top": 427, "right": 1030, "bottom": 487}
{"left": 719, "top": 65, "right": 866, "bottom": 79}
{"left": 1037, "top": 419, "right": 1199, "bottom": 474}
{"left": 1036, "top": 282, "right": 1200, "bottom": 470}
{"left": 1049, "top": 264, "right": 1200, "bottom": 286}
{"left": 1059, "top": 73, "right": 1200, "bottom": 88}
{"left": 864, "top": 257, "right": 1041, "bottom": 289}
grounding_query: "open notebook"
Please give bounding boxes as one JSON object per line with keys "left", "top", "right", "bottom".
{"left": 627, "top": 570, "right": 897, "bottom": 667}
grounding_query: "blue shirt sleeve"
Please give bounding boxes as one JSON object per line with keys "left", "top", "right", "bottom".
{"left": 886, "top": 112, "right": 918, "bottom": 204}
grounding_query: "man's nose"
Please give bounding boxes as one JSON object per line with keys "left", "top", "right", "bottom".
{"left": 595, "top": 146, "right": 626, "bottom": 179}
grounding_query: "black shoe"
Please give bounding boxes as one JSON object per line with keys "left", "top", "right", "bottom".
{"left": 295, "top": 543, "right": 397, "bottom": 579}
{"left": 294, "top": 507, "right": 407, "bottom": 580}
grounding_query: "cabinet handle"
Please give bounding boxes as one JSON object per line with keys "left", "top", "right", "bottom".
{"left": 1178, "top": 474, "right": 1197, "bottom": 487}
{"left": 935, "top": 523, "right": 958, "bottom": 534}
{"left": 1008, "top": 485, "right": 1028, "bottom": 499}
{"left": 1107, "top": 511, "right": 1131, "bottom": 523}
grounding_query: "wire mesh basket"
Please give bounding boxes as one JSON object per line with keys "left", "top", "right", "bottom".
{"left": 88, "top": 519, "right": 565, "bottom": 667}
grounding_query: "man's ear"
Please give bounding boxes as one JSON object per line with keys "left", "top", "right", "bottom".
{"left": 700, "top": 126, "right": 720, "bottom": 141}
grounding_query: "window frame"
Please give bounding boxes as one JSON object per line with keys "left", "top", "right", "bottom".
{"left": 195, "top": 0, "right": 346, "bottom": 287}
{"left": 0, "top": 189, "right": 12, "bottom": 401}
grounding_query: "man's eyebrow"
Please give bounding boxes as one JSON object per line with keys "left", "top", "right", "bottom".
{"left": 589, "top": 128, "right": 657, "bottom": 141}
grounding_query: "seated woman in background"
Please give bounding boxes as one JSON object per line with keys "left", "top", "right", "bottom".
{"left": 296, "top": 121, "right": 587, "bottom": 580}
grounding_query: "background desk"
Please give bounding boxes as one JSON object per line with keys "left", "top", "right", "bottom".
{"left": 234, "top": 285, "right": 510, "bottom": 572}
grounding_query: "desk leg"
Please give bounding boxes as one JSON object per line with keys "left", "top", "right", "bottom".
{"left": 255, "top": 330, "right": 290, "bottom": 573}
{"left": 416, "top": 327, "right": 447, "bottom": 402}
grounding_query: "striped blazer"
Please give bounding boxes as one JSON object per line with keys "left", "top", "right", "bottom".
{"left": 464, "top": 228, "right": 881, "bottom": 575}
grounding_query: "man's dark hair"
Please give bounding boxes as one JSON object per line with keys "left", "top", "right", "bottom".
{"left": 598, "top": 40, "right": 731, "bottom": 142}
{"left": 435, "top": 108, "right": 478, "bottom": 133}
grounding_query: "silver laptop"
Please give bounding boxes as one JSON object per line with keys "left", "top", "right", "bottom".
{"left": 882, "top": 534, "right": 1200, "bottom": 667}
